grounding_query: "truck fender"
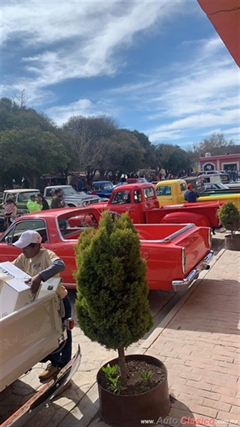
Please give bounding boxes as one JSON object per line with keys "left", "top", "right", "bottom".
{"left": 160, "top": 212, "right": 211, "bottom": 228}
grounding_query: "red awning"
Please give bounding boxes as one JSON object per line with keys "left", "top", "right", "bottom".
{"left": 197, "top": 0, "right": 240, "bottom": 67}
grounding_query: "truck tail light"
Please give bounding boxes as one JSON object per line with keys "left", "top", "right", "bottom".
{"left": 182, "top": 247, "right": 186, "bottom": 274}
{"left": 64, "top": 318, "right": 75, "bottom": 330}
{"left": 208, "top": 228, "right": 212, "bottom": 248}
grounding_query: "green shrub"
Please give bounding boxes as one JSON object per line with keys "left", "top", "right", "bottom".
{"left": 75, "top": 211, "right": 153, "bottom": 385}
{"left": 218, "top": 201, "right": 240, "bottom": 237}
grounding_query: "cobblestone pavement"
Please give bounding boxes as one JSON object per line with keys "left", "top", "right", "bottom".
{"left": 1, "top": 233, "right": 238, "bottom": 427}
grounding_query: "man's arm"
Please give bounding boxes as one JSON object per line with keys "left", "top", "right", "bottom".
{"left": 39, "top": 258, "right": 65, "bottom": 282}
{"left": 27, "top": 257, "right": 65, "bottom": 294}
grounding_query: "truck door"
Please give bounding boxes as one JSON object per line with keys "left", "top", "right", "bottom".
{"left": 178, "top": 181, "right": 187, "bottom": 203}
{"left": 109, "top": 189, "right": 138, "bottom": 220}
{"left": 155, "top": 184, "right": 173, "bottom": 206}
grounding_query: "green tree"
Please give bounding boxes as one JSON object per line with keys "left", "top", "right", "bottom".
{"left": 131, "top": 130, "right": 157, "bottom": 169}
{"left": 75, "top": 212, "right": 153, "bottom": 386}
{"left": 0, "top": 97, "right": 72, "bottom": 188}
{"left": 155, "top": 143, "right": 191, "bottom": 176}
{"left": 0, "top": 97, "right": 56, "bottom": 132}
{"left": 0, "top": 98, "right": 20, "bottom": 131}
{"left": 0, "top": 128, "right": 69, "bottom": 187}
{"left": 218, "top": 201, "right": 240, "bottom": 238}
{"left": 108, "top": 130, "right": 145, "bottom": 177}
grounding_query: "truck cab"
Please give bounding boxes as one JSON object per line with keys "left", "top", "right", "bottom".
{"left": 91, "top": 181, "right": 114, "bottom": 198}
{"left": 0, "top": 189, "right": 40, "bottom": 215}
{"left": 155, "top": 179, "right": 240, "bottom": 210}
{"left": 44, "top": 185, "right": 100, "bottom": 207}
{"left": 155, "top": 179, "right": 187, "bottom": 206}
{"left": 108, "top": 183, "right": 158, "bottom": 223}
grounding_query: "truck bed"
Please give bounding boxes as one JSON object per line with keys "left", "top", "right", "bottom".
{"left": 134, "top": 223, "right": 211, "bottom": 291}
{"left": 135, "top": 222, "right": 196, "bottom": 240}
{"left": 145, "top": 201, "right": 222, "bottom": 227}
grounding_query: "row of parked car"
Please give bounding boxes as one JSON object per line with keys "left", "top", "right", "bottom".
{"left": 0, "top": 182, "right": 118, "bottom": 223}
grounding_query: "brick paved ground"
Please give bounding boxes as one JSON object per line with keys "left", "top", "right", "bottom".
{"left": 145, "top": 249, "right": 240, "bottom": 427}
{"left": 88, "top": 249, "right": 240, "bottom": 427}
{"left": 1, "top": 245, "right": 238, "bottom": 427}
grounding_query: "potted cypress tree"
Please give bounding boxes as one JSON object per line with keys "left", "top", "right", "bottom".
{"left": 75, "top": 211, "right": 170, "bottom": 426}
{"left": 218, "top": 201, "right": 240, "bottom": 251}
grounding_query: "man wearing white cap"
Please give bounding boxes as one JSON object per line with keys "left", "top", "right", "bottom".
{"left": 12, "top": 230, "right": 72, "bottom": 383}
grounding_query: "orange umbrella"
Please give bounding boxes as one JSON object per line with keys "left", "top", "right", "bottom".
{"left": 197, "top": 0, "right": 240, "bottom": 67}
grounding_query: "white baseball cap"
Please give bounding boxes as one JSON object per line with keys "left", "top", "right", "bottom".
{"left": 13, "top": 230, "right": 42, "bottom": 248}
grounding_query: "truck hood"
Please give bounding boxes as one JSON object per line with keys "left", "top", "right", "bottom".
{"left": 63, "top": 195, "right": 100, "bottom": 201}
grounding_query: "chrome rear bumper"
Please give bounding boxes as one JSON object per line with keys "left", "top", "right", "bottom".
{"left": 172, "top": 251, "right": 213, "bottom": 293}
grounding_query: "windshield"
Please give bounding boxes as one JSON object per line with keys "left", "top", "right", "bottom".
{"left": 8, "top": 191, "right": 39, "bottom": 202}
{"left": 218, "top": 183, "right": 229, "bottom": 189}
{"left": 111, "top": 190, "right": 131, "bottom": 204}
{"left": 156, "top": 186, "right": 171, "bottom": 196}
{"left": 104, "top": 183, "right": 113, "bottom": 190}
{"left": 61, "top": 187, "right": 78, "bottom": 196}
{"left": 205, "top": 183, "right": 229, "bottom": 190}
{"left": 93, "top": 182, "right": 113, "bottom": 190}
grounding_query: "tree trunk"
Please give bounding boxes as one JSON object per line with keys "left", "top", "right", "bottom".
{"left": 23, "top": 174, "right": 33, "bottom": 188}
{"left": 118, "top": 347, "right": 127, "bottom": 386}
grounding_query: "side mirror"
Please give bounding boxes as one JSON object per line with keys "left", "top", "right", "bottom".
{"left": 5, "top": 236, "right": 13, "bottom": 245}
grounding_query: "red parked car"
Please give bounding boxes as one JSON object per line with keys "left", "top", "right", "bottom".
{"left": 0, "top": 206, "right": 213, "bottom": 293}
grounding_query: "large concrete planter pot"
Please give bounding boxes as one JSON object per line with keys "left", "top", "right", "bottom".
{"left": 97, "top": 354, "right": 170, "bottom": 427}
{"left": 225, "top": 234, "right": 240, "bottom": 251}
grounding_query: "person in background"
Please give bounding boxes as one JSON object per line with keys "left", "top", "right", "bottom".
{"left": 123, "top": 191, "right": 130, "bottom": 203}
{"left": 78, "top": 178, "right": 84, "bottom": 192}
{"left": 184, "top": 184, "right": 199, "bottom": 203}
{"left": 37, "top": 193, "right": 49, "bottom": 210}
{"left": 90, "top": 188, "right": 97, "bottom": 195}
{"left": 51, "top": 189, "right": 62, "bottom": 208}
{"left": 58, "top": 188, "right": 65, "bottom": 207}
{"left": 12, "top": 230, "right": 72, "bottom": 384}
{"left": 27, "top": 195, "right": 42, "bottom": 213}
{"left": 2, "top": 198, "right": 18, "bottom": 228}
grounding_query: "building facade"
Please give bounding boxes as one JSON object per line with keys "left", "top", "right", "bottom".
{"left": 199, "top": 153, "right": 240, "bottom": 174}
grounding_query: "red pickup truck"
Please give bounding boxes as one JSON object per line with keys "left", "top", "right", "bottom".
{"left": 93, "top": 182, "right": 223, "bottom": 231}
{"left": 0, "top": 206, "right": 212, "bottom": 293}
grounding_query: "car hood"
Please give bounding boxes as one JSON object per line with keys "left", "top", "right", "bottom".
{"left": 63, "top": 194, "right": 98, "bottom": 200}
{"left": 64, "top": 195, "right": 100, "bottom": 201}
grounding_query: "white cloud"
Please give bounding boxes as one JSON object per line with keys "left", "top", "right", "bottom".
{"left": 45, "top": 98, "right": 120, "bottom": 126}
{"left": 2, "top": 0, "right": 186, "bottom": 97}
{"left": 114, "top": 37, "right": 239, "bottom": 143}
{"left": 1, "top": 1, "right": 239, "bottom": 147}
{"left": 42, "top": 33, "right": 239, "bottom": 143}
{"left": 45, "top": 99, "right": 95, "bottom": 125}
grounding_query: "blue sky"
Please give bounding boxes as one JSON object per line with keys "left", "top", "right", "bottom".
{"left": 2, "top": 0, "right": 239, "bottom": 149}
